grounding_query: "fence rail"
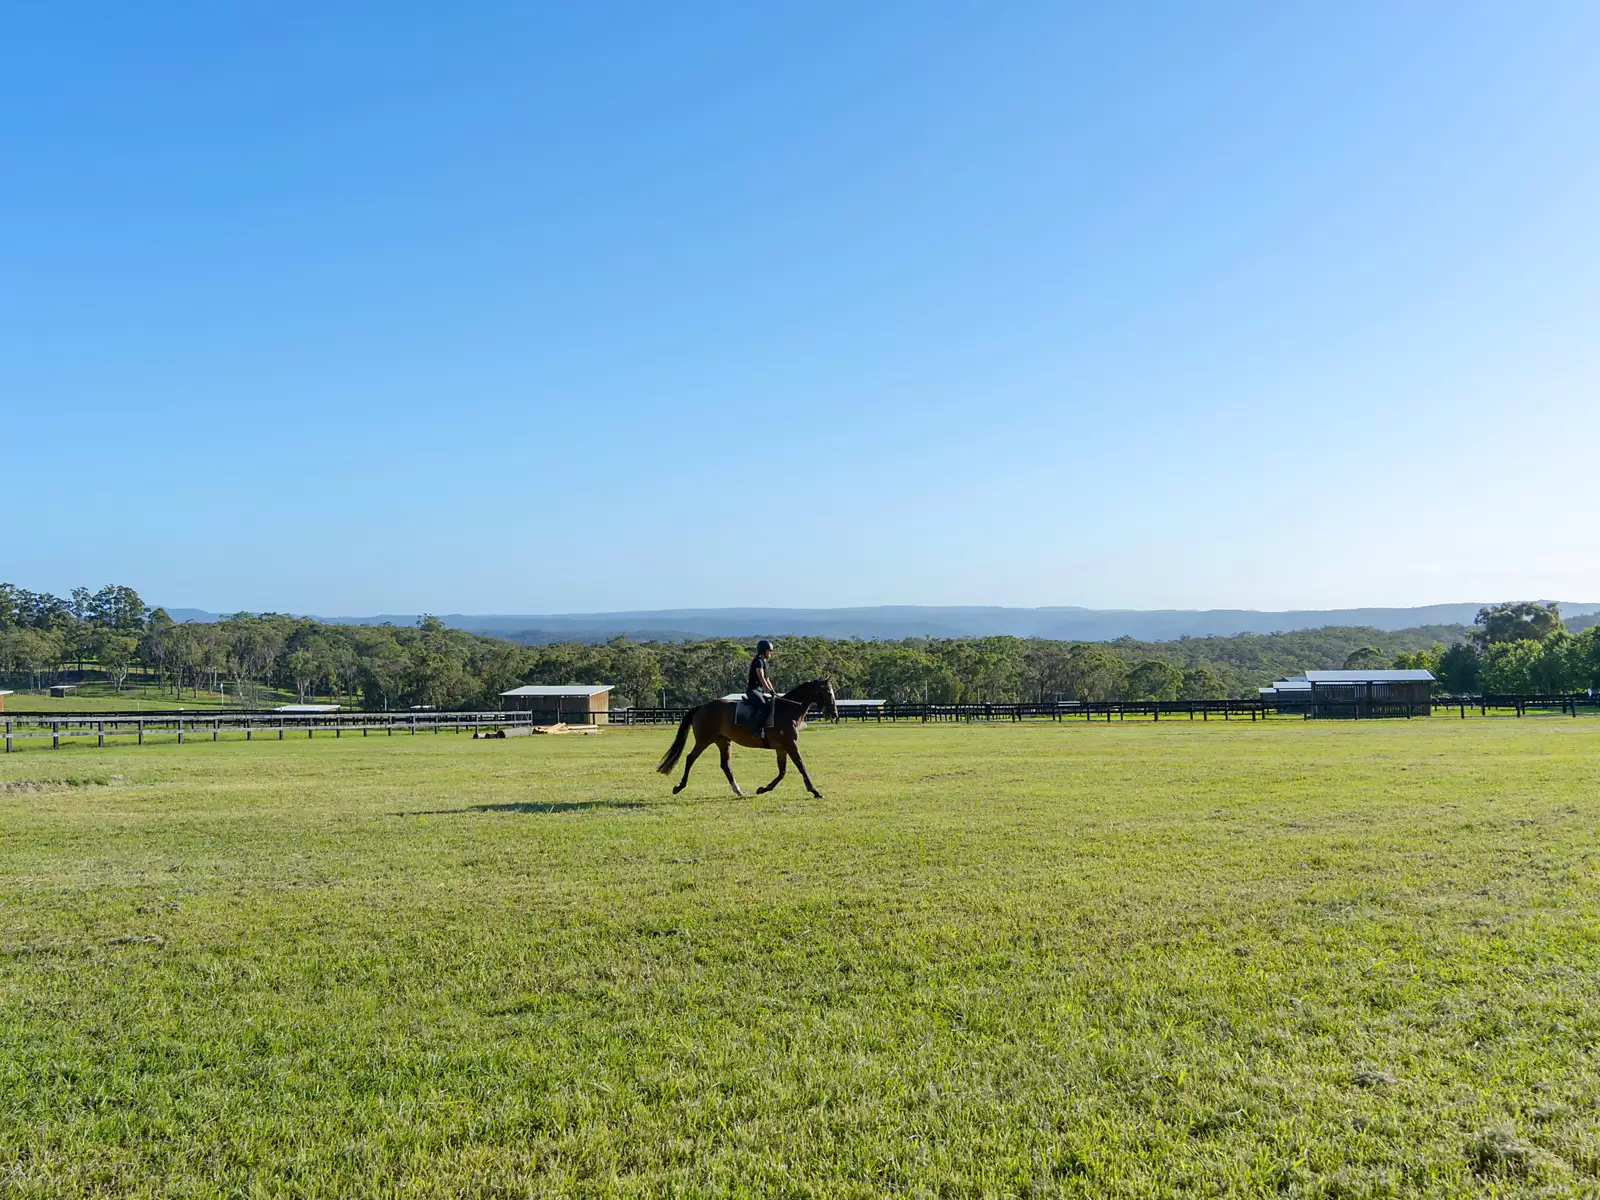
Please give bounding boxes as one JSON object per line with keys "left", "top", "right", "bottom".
{"left": 1, "top": 709, "right": 548, "bottom": 752}
{"left": 4, "top": 693, "right": 1597, "bottom": 753}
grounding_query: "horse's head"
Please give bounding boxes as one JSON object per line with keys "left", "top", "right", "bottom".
{"left": 819, "top": 677, "right": 838, "bottom": 720}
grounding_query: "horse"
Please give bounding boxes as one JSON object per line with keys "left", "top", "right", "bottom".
{"left": 656, "top": 678, "right": 838, "bottom": 798}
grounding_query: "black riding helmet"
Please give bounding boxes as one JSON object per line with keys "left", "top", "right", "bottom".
{"left": 756, "top": 639, "right": 774, "bottom": 655}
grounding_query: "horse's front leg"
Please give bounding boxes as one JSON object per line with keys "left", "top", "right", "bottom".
{"left": 785, "top": 737, "right": 823, "bottom": 798}
{"left": 757, "top": 747, "right": 788, "bottom": 794}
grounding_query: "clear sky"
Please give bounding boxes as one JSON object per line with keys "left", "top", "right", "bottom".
{"left": 5, "top": 2, "right": 1598, "bottom": 615}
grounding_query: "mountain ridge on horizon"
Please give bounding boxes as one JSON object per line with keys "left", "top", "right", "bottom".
{"left": 161, "top": 601, "right": 1600, "bottom": 644}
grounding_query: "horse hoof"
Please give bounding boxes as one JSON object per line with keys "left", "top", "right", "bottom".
{"left": 672, "top": 785, "right": 685, "bottom": 795}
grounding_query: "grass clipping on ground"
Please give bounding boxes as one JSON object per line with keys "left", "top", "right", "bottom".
{"left": 1, "top": 718, "right": 1598, "bottom": 1197}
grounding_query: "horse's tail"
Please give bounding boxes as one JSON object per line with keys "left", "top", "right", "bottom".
{"left": 657, "top": 706, "right": 699, "bottom": 774}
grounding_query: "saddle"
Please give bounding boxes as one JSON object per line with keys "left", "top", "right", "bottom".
{"left": 735, "top": 694, "right": 776, "bottom": 740}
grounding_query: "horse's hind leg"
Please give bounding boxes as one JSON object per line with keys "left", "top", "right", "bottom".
{"left": 717, "top": 738, "right": 742, "bottom": 797}
{"left": 673, "top": 729, "right": 710, "bottom": 794}
{"left": 757, "top": 748, "right": 788, "bottom": 794}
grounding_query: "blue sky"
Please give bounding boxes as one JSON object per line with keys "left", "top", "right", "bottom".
{"left": 5, "top": 2, "right": 1598, "bottom": 614}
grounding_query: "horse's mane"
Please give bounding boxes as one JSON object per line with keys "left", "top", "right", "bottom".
{"left": 782, "top": 678, "right": 831, "bottom": 697}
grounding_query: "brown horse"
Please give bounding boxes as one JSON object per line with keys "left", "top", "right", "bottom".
{"left": 656, "top": 678, "right": 838, "bottom": 797}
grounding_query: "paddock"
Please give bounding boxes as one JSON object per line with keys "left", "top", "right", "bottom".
{"left": 3, "top": 720, "right": 1596, "bottom": 1195}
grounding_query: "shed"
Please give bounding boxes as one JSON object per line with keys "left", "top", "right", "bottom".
{"left": 0, "top": 690, "right": 12, "bottom": 712}
{"left": 1303, "top": 670, "right": 1435, "bottom": 718}
{"left": 48, "top": 684, "right": 78, "bottom": 699}
{"left": 1258, "top": 677, "right": 1313, "bottom": 713}
{"left": 500, "top": 685, "right": 612, "bottom": 725}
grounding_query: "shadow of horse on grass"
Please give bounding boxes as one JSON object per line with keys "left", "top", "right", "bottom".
{"left": 393, "top": 800, "right": 648, "bottom": 817}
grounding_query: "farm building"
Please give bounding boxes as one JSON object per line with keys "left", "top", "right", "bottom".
{"left": 0, "top": 690, "right": 11, "bottom": 712}
{"left": 499, "top": 685, "right": 613, "bottom": 725}
{"left": 1258, "top": 677, "right": 1313, "bottom": 713}
{"left": 1261, "top": 670, "right": 1435, "bottom": 718}
{"left": 48, "top": 684, "right": 78, "bottom": 699}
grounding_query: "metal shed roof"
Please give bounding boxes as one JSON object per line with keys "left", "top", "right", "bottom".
{"left": 1303, "top": 670, "right": 1436, "bottom": 683}
{"left": 500, "top": 685, "right": 613, "bottom": 697}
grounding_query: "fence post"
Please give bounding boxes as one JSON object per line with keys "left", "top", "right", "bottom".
{"left": 177, "top": 719, "right": 183, "bottom": 745}
{"left": 138, "top": 719, "right": 144, "bottom": 746}
{"left": 98, "top": 721, "right": 104, "bottom": 748}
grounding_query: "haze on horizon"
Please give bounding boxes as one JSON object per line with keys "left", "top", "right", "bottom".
{"left": 6, "top": 3, "right": 1598, "bottom": 616}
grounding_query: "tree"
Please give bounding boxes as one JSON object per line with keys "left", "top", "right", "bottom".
{"left": 1471, "top": 602, "right": 1563, "bottom": 649}
{"left": 139, "top": 623, "right": 173, "bottom": 696}
{"left": 608, "top": 641, "right": 666, "bottom": 709}
{"left": 1, "top": 628, "right": 64, "bottom": 688}
{"left": 1022, "top": 641, "right": 1076, "bottom": 703}
{"left": 89, "top": 585, "right": 147, "bottom": 632}
{"left": 1058, "top": 644, "right": 1127, "bottom": 702}
{"left": 1179, "top": 665, "right": 1228, "bottom": 700}
{"left": 1343, "top": 646, "right": 1388, "bottom": 671}
{"left": 286, "top": 641, "right": 333, "bottom": 704}
{"left": 354, "top": 628, "right": 409, "bottom": 710}
{"left": 1527, "top": 632, "right": 1582, "bottom": 694}
{"left": 95, "top": 631, "right": 139, "bottom": 693}
{"left": 867, "top": 648, "right": 947, "bottom": 704}
{"left": 1392, "top": 643, "right": 1445, "bottom": 673}
{"left": 1125, "top": 659, "right": 1182, "bottom": 702}
{"left": 1434, "top": 643, "right": 1481, "bottom": 695}
{"left": 1480, "top": 641, "right": 1542, "bottom": 694}
{"left": 1574, "top": 627, "right": 1600, "bottom": 691}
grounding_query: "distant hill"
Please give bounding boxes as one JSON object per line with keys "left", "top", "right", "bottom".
{"left": 164, "top": 602, "right": 1600, "bottom": 644}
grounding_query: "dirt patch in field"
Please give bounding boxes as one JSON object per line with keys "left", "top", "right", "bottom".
{"left": 0, "top": 774, "right": 123, "bottom": 795}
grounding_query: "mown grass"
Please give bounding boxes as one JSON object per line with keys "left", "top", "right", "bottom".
{"left": 1, "top": 719, "right": 1597, "bottom": 1197}
{"left": 1, "top": 680, "right": 290, "bottom": 714}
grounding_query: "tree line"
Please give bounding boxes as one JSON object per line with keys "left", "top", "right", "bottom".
{"left": 1383, "top": 602, "right": 1600, "bottom": 695}
{"left": 3, "top": 584, "right": 1596, "bottom": 708}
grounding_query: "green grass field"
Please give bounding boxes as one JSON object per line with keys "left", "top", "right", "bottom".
{"left": 2, "top": 719, "right": 1597, "bottom": 1197}
{"left": 1, "top": 679, "right": 294, "bottom": 714}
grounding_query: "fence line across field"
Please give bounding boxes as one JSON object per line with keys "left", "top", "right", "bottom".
{"left": 5, "top": 693, "right": 1599, "bottom": 753}
{"left": 1, "top": 709, "right": 543, "bottom": 751}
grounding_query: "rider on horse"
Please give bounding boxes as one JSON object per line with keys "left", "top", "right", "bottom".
{"left": 746, "top": 639, "right": 776, "bottom": 732}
